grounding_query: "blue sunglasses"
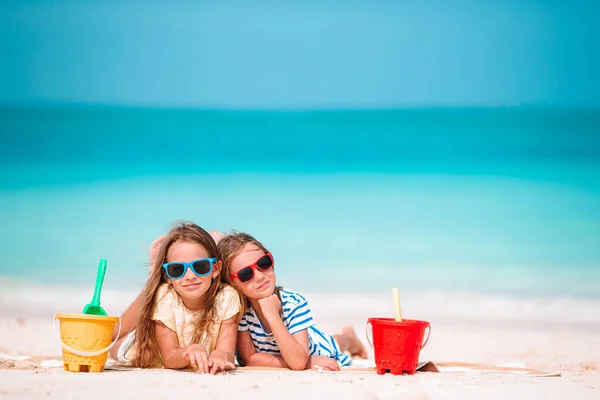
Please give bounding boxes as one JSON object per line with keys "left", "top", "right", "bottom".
{"left": 162, "top": 258, "right": 217, "bottom": 280}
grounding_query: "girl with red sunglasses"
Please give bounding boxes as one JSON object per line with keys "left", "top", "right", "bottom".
{"left": 109, "top": 222, "right": 242, "bottom": 374}
{"left": 218, "top": 231, "right": 368, "bottom": 371}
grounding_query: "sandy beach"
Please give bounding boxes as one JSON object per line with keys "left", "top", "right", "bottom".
{"left": 1, "top": 281, "right": 599, "bottom": 399}
{"left": 3, "top": 0, "right": 600, "bottom": 398}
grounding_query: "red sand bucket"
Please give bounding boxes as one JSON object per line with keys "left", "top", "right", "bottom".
{"left": 367, "top": 318, "right": 431, "bottom": 375}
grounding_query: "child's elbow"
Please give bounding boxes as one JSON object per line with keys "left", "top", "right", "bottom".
{"left": 239, "top": 353, "right": 252, "bottom": 367}
{"left": 161, "top": 360, "right": 180, "bottom": 370}
{"left": 289, "top": 362, "right": 306, "bottom": 371}
{"left": 289, "top": 355, "right": 309, "bottom": 371}
{"left": 161, "top": 358, "right": 187, "bottom": 370}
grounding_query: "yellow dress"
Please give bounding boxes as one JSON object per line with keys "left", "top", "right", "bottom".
{"left": 119, "top": 283, "right": 241, "bottom": 365}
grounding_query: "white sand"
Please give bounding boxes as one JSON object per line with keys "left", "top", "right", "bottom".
{"left": 1, "top": 282, "right": 599, "bottom": 399}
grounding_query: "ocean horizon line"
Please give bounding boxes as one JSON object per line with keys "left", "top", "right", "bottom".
{"left": 2, "top": 101, "right": 600, "bottom": 113}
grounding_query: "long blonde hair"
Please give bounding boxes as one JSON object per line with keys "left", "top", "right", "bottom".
{"left": 128, "top": 221, "right": 225, "bottom": 368}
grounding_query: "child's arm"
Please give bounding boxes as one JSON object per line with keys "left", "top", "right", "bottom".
{"left": 207, "top": 314, "right": 238, "bottom": 374}
{"left": 260, "top": 294, "right": 310, "bottom": 370}
{"left": 112, "top": 292, "right": 144, "bottom": 341}
{"left": 155, "top": 321, "right": 209, "bottom": 372}
{"left": 238, "top": 331, "right": 339, "bottom": 371}
{"left": 266, "top": 315, "right": 310, "bottom": 370}
{"left": 237, "top": 330, "right": 291, "bottom": 368}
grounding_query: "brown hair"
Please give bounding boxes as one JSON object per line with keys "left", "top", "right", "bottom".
{"left": 128, "top": 221, "right": 225, "bottom": 368}
{"left": 218, "top": 231, "right": 282, "bottom": 310}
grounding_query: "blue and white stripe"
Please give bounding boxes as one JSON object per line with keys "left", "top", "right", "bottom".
{"left": 238, "top": 287, "right": 351, "bottom": 366}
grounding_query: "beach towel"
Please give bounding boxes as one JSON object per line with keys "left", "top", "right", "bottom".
{"left": 0, "top": 353, "right": 561, "bottom": 377}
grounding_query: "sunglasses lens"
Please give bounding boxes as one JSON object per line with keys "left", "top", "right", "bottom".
{"left": 237, "top": 267, "right": 254, "bottom": 283}
{"left": 167, "top": 264, "right": 185, "bottom": 278}
{"left": 192, "top": 259, "right": 212, "bottom": 275}
{"left": 256, "top": 255, "right": 273, "bottom": 270}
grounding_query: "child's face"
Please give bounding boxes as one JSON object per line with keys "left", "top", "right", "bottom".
{"left": 165, "top": 240, "right": 220, "bottom": 302}
{"left": 229, "top": 243, "right": 276, "bottom": 300}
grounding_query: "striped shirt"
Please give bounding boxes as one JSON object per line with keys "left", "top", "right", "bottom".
{"left": 238, "top": 287, "right": 351, "bottom": 366}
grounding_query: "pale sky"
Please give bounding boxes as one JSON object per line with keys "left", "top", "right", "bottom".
{"left": 1, "top": 0, "right": 599, "bottom": 108}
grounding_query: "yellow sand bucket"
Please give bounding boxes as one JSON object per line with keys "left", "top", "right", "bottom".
{"left": 54, "top": 313, "right": 120, "bottom": 372}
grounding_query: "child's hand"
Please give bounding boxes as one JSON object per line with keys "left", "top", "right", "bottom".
{"left": 207, "top": 351, "right": 235, "bottom": 375}
{"left": 307, "top": 355, "right": 340, "bottom": 371}
{"left": 257, "top": 294, "right": 281, "bottom": 320}
{"left": 149, "top": 235, "right": 166, "bottom": 271}
{"left": 182, "top": 344, "right": 209, "bottom": 374}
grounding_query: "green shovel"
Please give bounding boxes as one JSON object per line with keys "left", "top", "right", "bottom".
{"left": 82, "top": 259, "right": 108, "bottom": 316}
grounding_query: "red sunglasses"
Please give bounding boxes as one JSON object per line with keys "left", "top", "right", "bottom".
{"left": 229, "top": 253, "right": 274, "bottom": 283}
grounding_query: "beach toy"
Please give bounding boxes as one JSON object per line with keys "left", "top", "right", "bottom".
{"left": 83, "top": 259, "right": 108, "bottom": 316}
{"left": 392, "top": 287, "right": 402, "bottom": 321}
{"left": 53, "top": 258, "right": 120, "bottom": 372}
{"left": 366, "top": 288, "right": 431, "bottom": 375}
{"left": 54, "top": 313, "right": 120, "bottom": 372}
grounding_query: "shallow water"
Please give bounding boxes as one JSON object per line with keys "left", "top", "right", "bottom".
{"left": 1, "top": 106, "right": 599, "bottom": 297}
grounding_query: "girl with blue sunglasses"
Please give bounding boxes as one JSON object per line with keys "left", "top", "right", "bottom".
{"left": 111, "top": 222, "right": 242, "bottom": 374}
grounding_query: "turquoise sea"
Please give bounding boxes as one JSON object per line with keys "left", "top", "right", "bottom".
{"left": 1, "top": 106, "right": 599, "bottom": 298}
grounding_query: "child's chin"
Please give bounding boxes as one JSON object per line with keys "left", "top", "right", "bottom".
{"left": 253, "top": 290, "right": 272, "bottom": 298}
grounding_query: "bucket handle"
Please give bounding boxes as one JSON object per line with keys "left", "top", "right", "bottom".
{"left": 365, "top": 320, "right": 374, "bottom": 347}
{"left": 365, "top": 320, "right": 432, "bottom": 350}
{"left": 421, "top": 324, "right": 431, "bottom": 350}
{"left": 53, "top": 315, "right": 121, "bottom": 357}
